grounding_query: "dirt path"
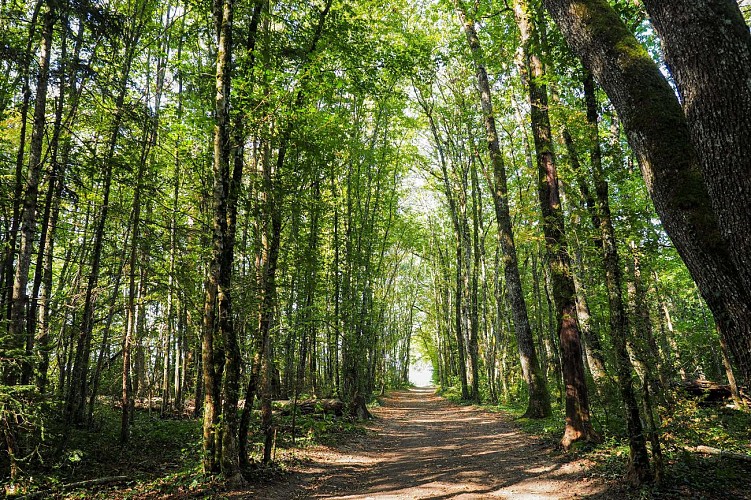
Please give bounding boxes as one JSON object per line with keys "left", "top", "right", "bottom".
{"left": 258, "top": 388, "right": 607, "bottom": 499}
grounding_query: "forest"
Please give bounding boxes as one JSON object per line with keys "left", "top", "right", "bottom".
{"left": 1, "top": 0, "right": 751, "bottom": 497}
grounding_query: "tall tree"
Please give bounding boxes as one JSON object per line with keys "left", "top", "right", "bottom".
{"left": 582, "top": 71, "right": 651, "bottom": 483}
{"left": 7, "top": 0, "right": 54, "bottom": 386}
{"left": 513, "top": 0, "right": 599, "bottom": 448}
{"left": 454, "top": 0, "right": 551, "bottom": 418}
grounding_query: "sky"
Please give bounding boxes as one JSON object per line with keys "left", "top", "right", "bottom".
{"left": 409, "top": 358, "right": 434, "bottom": 387}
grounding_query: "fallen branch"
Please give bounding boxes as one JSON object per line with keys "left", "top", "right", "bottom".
{"left": 685, "top": 445, "right": 751, "bottom": 463}
{"left": 21, "top": 475, "right": 129, "bottom": 499}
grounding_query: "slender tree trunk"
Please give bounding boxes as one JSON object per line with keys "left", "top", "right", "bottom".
{"left": 87, "top": 241, "right": 128, "bottom": 425}
{"left": 66, "top": 18, "right": 140, "bottom": 425}
{"left": 581, "top": 73, "right": 650, "bottom": 483}
{"left": 514, "top": 0, "right": 599, "bottom": 448}
{"left": 121, "top": 115, "right": 154, "bottom": 443}
{"left": 35, "top": 13, "right": 85, "bottom": 393}
{"left": 417, "top": 98, "right": 469, "bottom": 400}
{"left": 718, "top": 333, "right": 742, "bottom": 405}
{"left": 454, "top": 1, "right": 550, "bottom": 416}
{"left": 205, "top": 0, "right": 244, "bottom": 481}
{"left": 201, "top": 274, "right": 219, "bottom": 472}
{"left": 561, "top": 128, "right": 607, "bottom": 386}
{"left": 653, "top": 271, "right": 687, "bottom": 382}
{"left": 571, "top": 247, "right": 607, "bottom": 385}
{"left": 7, "top": 2, "right": 54, "bottom": 385}
{"left": 626, "top": 242, "right": 663, "bottom": 480}
{"left": 1, "top": 0, "right": 43, "bottom": 325}
{"left": 240, "top": 0, "right": 333, "bottom": 464}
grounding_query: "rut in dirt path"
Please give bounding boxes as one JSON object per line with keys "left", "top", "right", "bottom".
{"left": 299, "top": 387, "right": 607, "bottom": 499}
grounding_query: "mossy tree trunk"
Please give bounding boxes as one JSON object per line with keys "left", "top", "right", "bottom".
{"left": 543, "top": 0, "right": 751, "bottom": 389}
{"left": 642, "top": 0, "right": 751, "bottom": 307}
{"left": 203, "top": 0, "right": 243, "bottom": 482}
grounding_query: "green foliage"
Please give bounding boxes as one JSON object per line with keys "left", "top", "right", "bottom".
{"left": 661, "top": 397, "right": 751, "bottom": 455}
{"left": 1, "top": 0, "right": 747, "bottom": 492}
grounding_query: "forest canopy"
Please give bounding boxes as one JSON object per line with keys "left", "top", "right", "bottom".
{"left": 1, "top": 0, "right": 750, "bottom": 495}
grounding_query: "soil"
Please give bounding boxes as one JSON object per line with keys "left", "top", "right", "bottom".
{"left": 248, "top": 387, "right": 608, "bottom": 499}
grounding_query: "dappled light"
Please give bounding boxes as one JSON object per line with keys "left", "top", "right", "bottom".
{"left": 2, "top": 0, "right": 750, "bottom": 497}
{"left": 295, "top": 389, "right": 605, "bottom": 499}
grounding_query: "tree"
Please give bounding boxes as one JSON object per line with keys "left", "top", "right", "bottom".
{"left": 7, "top": 0, "right": 54, "bottom": 386}
{"left": 454, "top": 0, "right": 550, "bottom": 418}
{"left": 542, "top": 0, "right": 751, "bottom": 387}
{"left": 578, "top": 71, "right": 651, "bottom": 483}
{"left": 513, "top": 0, "right": 599, "bottom": 448}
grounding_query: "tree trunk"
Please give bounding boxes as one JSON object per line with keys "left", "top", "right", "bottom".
{"left": 514, "top": 0, "right": 599, "bottom": 448}
{"left": 455, "top": 1, "right": 550, "bottom": 417}
{"left": 7, "top": 2, "right": 54, "bottom": 386}
{"left": 641, "top": 0, "right": 751, "bottom": 301}
{"left": 561, "top": 127, "right": 607, "bottom": 386}
{"left": 205, "top": 0, "right": 244, "bottom": 482}
{"left": 542, "top": 0, "right": 751, "bottom": 387}
{"left": 1, "top": 0, "right": 43, "bottom": 327}
{"left": 581, "top": 72, "right": 651, "bottom": 483}
{"left": 35, "top": 13, "right": 85, "bottom": 393}
{"left": 417, "top": 96, "right": 469, "bottom": 400}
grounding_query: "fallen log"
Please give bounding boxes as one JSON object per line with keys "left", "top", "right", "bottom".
{"left": 279, "top": 398, "right": 344, "bottom": 416}
{"left": 677, "top": 379, "right": 733, "bottom": 402}
{"left": 685, "top": 445, "right": 751, "bottom": 463}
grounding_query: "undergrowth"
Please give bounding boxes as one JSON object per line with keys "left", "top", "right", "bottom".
{"left": 10, "top": 399, "right": 367, "bottom": 498}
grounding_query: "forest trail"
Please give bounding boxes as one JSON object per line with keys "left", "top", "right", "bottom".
{"left": 258, "top": 388, "right": 607, "bottom": 499}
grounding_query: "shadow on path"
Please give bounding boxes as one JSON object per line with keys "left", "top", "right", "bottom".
{"left": 266, "top": 388, "right": 608, "bottom": 499}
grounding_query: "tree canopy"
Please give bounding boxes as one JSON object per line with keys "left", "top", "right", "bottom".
{"left": 1, "top": 0, "right": 750, "bottom": 494}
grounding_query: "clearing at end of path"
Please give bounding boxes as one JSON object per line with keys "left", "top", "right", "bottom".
{"left": 252, "top": 387, "right": 607, "bottom": 499}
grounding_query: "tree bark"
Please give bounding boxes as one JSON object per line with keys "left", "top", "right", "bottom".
{"left": 514, "top": 0, "right": 599, "bottom": 448}
{"left": 642, "top": 0, "right": 751, "bottom": 299}
{"left": 542, "top": 0, "right": 751, "bottom": 387}
{"left": 205, "top": 0, "right": 244, "bottom": 482}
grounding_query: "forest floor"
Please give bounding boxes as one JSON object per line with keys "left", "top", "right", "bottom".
{"left": 245, "top": 387, "right": 608, "bottom": 499}
{"left": 23, "top": 387, "right": 751, "bottom": 498}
